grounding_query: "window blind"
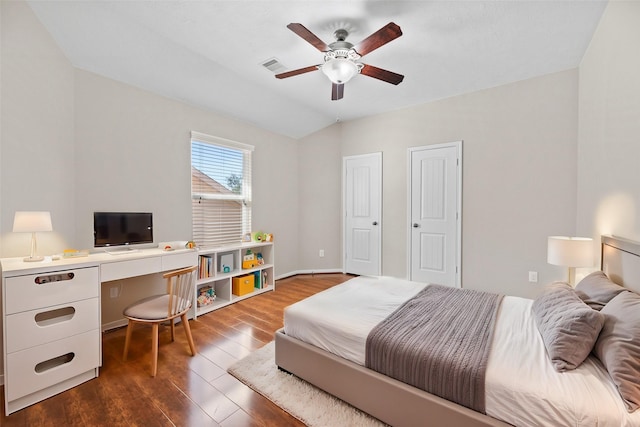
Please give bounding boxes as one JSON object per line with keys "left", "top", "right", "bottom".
{"left": 191, "top": 132, "right": 253, "bottom": 248}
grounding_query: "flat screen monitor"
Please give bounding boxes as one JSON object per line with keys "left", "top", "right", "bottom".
{"left": 93, "top": 212, "right": 153, "bottom": 247}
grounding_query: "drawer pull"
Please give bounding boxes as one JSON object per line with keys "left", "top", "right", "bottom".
{"left": 35, "top": 272, "right": 75, "bottom": 284}
{"left": 34, "top": 307, "right": 76, "bottom": 327}
{"left": 34, "top": 352, "right": 75, "bottom": 374}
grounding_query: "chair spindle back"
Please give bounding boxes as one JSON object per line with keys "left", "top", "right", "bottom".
{"left": 165, "top": 265, "right": 197, "bottom": 317}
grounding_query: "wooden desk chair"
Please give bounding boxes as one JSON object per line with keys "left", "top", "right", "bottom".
{"left": 122, "top": 265, "right": 198, "bottom": 377}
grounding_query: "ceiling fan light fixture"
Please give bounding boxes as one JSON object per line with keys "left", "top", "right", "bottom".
{"left": 321, "top": 58, "right": 359, "bottom": 84}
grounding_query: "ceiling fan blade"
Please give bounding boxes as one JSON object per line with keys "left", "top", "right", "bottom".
{"left": 287, "top": 23, "right": 330, "bottom": 52}
{"left": 353, "top": 22, "right": 402, "bottom": 57}
{"left": 275, "top": 65, "right": 320, "bottom": 79}
{"left": 331, "top": 83, "right": 344, "bottom": 101}
{"left": 360, "top": 64, "right": 404, "bottom": 85}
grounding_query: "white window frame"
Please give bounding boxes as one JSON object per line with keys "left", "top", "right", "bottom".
{"left": 191, "top": 131, "right": 254, "bottom": 247}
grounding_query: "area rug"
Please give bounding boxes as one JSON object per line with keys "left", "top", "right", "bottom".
{"left": 228, "top": 341, "right": 385, "bottom": 427}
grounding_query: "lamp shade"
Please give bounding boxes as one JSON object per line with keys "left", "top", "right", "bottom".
{"left": 547, "top": 236, "right": 594, "bottom": 267}
{"left": 13, "top": 211, "right": 53, "bottom": 233}
{"left": 321, "top": 58, "right": 358, "bottom": 84}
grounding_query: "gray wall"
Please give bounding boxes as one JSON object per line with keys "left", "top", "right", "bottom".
{"left": 1, "top": 0, "right": 76, "bottom": 256}
{"left": 297, "top": 0, "right": 640, "bottom": 296}
{"left": 300, "top": 70, "right": 579, "bottom": 299}
{"left": 0, "top": 2, "right": 300, "bottom": 280}
{"left": 72, "top": 69, "right": 300, "bottom": 277}
{"left": 297, "top": 124, "right": 343, "bottom": 272}
{"left": 577, "top": 0, "right": 640, "bottom": 249}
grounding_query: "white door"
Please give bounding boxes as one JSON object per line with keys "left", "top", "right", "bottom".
{"left": 409, "top": 142, "right": 462, "bottom": 286}
{"left": 344, "top": 153, "right": 382, "bottom": 276}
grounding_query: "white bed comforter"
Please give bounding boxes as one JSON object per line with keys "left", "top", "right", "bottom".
{"left": 283, "top": 276, "right": 640, "bottom": 427}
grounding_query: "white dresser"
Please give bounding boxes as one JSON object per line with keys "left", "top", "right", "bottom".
{"left": 2, "top": 264, "right": 101, "bottom": 414}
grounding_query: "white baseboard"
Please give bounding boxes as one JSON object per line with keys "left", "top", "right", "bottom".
{"left": 275, "top": 268, "right": 344, "bottom": 280}
{"left": 102, "top": 318, "right": 128, "bottom": 332}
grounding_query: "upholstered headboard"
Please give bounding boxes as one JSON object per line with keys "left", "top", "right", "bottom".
{"left": 601, "top": 235, "right": 640, "bottom": 294}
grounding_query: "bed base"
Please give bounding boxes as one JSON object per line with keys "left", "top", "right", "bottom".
{"left": 275, "top": 329, "right": 511, "bottom": 427}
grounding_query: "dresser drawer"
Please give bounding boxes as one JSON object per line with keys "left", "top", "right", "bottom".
{"left": 5, "top": 297, "right": 100, "bottom": 353}
{"left": 162, "top": 250, "right": 197, "bottom": 272}
{"left": 101, "top": 257, "right": 162, "bottom": 282}
{"left": 6, "top": 329, "right": 100, "bottom": 401}
{"left": 4, "top": 267, "right": 99, "bottom": 315}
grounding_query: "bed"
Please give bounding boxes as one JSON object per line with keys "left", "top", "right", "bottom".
{"left": 275, "top": 235, "right": 640, "bottom": 426}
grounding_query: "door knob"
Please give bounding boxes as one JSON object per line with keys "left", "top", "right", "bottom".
{"left": 413, "top": 223, "right": 420, "bottom": 228}
{"left": 372, "top": 221, "right": 378, "bottom": 226}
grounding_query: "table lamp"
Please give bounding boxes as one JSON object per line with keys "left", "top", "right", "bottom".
{"left": 547, "top": 236, "right": 594, "bottom": 285}
{"left": 13, "top": 211, "right": 53, "bottom": 262}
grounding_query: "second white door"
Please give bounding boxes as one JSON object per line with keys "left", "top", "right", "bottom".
{"left": 344, "top": 153, "right": 382, "bottom": 276}
{"left": 409, "top": 142, "right": 461, "bottom": 286}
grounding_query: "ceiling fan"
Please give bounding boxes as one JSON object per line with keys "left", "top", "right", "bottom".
{"left": 275, "top": 22, "right": 404, "bottom": 101}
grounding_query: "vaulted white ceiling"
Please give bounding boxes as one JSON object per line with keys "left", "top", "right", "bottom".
{"left": 27, "top": 1, "right": 607, "bottom": 139}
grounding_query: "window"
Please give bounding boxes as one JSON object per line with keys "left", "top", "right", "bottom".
{"left": 191, "top": 131, "right": 253, "bottom": 248}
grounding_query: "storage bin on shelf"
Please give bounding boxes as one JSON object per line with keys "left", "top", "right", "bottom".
{"left": 232, "top": 274, "right": 254, "bottom": 296}
{"left": 197, "top": 286, "right": 215, "bottom": 307}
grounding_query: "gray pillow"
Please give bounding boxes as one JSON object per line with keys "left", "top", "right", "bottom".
{"left": 594, "top": 291, "right": 640, "bottom": 412}
{"left": 532, "top": 282, "right": 605, "bottom": 371}
{"left": 575, "top": 271, "right": 626, "bottom": 310}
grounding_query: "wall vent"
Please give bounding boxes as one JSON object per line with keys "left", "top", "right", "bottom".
{"left": 261, "top": 57, "right": 287, "bottom": 74}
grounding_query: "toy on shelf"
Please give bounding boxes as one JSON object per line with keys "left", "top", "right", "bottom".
{"left": 62, "top": 249, "right": 89, "bottom": 258}
{"left": 249, "top": 231, "right": 273, "bottom": 243}
{"left": 242, "top": 249, "right": 257, "bottom": 269}
{"left": 197, "top": 286, "right": 215, "bottom": 307}
{"left": 219, "top": 253, "right": 234, "bottom": 273}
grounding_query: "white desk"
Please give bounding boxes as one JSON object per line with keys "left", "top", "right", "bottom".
{"left": 1, "top": 248, "right": 198, "bottom": 414}
{"left": 0, "top": 247, "right": 197, "bottom": 280}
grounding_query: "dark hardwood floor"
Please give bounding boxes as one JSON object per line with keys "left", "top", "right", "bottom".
{"left": 0, "top": 273, "right": 353, "bottom": 427}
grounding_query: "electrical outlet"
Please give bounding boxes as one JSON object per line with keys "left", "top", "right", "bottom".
{"left": 528, "top": 271, "right": 538, "bottom": 283}
{"left": 319, "top": 249, "right": 325, "bottom": 257}
{"left": 110, "top": 287, "right": 119, "bottom": 298}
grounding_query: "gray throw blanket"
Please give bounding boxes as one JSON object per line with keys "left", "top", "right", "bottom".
{"left": 365, "top": 284, "right": 504, "bottom": 413}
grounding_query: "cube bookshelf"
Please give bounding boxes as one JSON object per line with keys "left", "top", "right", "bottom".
{"left": 194, "top": 242, "right": 274, "bottom": 317}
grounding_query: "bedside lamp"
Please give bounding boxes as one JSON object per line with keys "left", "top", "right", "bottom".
{"left": 13, "top": 211, "right": 53, "bottom": 262}
{"left": 547, "top": 236, "right": 594, "bottom": 285}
